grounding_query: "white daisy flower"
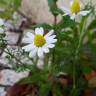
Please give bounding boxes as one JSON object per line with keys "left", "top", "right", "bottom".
{"left": 22, "top": 27, "right": 57, "bottom": 58}
{"left": 61, "top": 0, "right": 90, "bottom": 20}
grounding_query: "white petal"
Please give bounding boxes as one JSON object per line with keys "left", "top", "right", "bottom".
{"left": 70, "top": 14, "right": 76, "bottom": 20}
{"left": 22, "top": 44, "right": 35, "bottom": 52}
{"left": 47, "top": 39, "right": 57, "bottom": 44}
{"left": 63, "top": 13, "right": 70, "bottom": 16}
{"left": 60, "top": 7, "right": 71, "bottom": 14}
{"left": 22, "top": 38, "right": 33, "bottom": 44}
{"left": 44, "top": 30, "right": 54, "bottom": 38}
{"left": 50, "top": 35, "right": 56, "bottom": 38}
{"left": 70, "top": 0, "right": 73, "bottom": 6}
{"left": 35, "top": 27, "right": 44, "bottom": 35}
{"left": 80, "top": 2, "right": 83, "bottom": 9}
{"left": 38, "top": 47, "right": 44, "bottom": 57}
{"left": 0, "top": 18, "right": 4, "bottom": 26}
{"left": 40, "top": 27, "right": 44, "bottom": 35}
{"left": 78, "top": 10, "right": 90, "bottom": 16}
{"left": 29, "top": 48, "right": 37, "bottom": 58}
{"left": 0, "top": 28, "right": 4, "bottom": 33}
{"left": 46, "top": 44, "right": 55, "bottom": 48}
{"left": 42, "top": 46, "right": 49, "bottom": 53}
{"left": 45, "top": 35, "right": 56, "bottom": 40}
{"left": 23, "top": 32, "right": 34, "bottom": 43}
{"left": 26, "top": 32, "right": 34, "bottom": 39}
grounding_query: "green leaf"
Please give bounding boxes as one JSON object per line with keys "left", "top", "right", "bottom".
{"left": 0, "top": 10, "right": 13, "bottom": 19}
{"left": 63, "top": 63, "right": 73, "bottom": 75}
{"left": 0, "top": 0, "right": 22, "bottom": 19}
{"left": 56, "top": 16, "right": 76, "bottom": 31}
{"left": 81, "top": 64, "right": 92, "bottom": 74}
{"left": 0, "top": 0, "right": 6, "bottom": 5}
{"left": 57, "top": 31, "right": 73, "bottom": 42}
{"left": 48, "top": 0, "right": 58, "bottom": 16}
{"left": 18, "top": 76, "right": 34, "bottom": 84}
{"left": 32, "top": 23, "right": 52, "bottom": 30}
{"left": 54, "top": 8, "right": 64, "bottom": 15}
{"left": 88, "top": 19, "right": 96, "bottom": 30}
{"left": 13, "top": 0, "right": 21, "bottom": 9}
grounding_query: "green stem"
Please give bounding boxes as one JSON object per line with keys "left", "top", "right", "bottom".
{"left": 71, "top": 18, "right": 86, "bottom": 95}
{"left": 52, "top": 15, "right": 57, "bottom": 64}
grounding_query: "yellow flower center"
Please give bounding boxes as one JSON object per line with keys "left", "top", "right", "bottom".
{"left": 34, "top": 34, "right": 46, "bottom": 47}
{"left": 70, "top": 0, "right": 80, "bottom": 13}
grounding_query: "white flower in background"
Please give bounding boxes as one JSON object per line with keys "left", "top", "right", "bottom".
{"left": 0, "top": 18, "right": 4, "bottom": 26}
{"left": 22, "top": 27, "right": 57, "bottom": 58}
{"left": 0, "top": 27, "right": 4, "bottom": 33}
{"left": 61, "top": 0, "right": 90, "bottom": 20}
{"left": 0, "top": 18, "right": 4, "bottom": 33}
